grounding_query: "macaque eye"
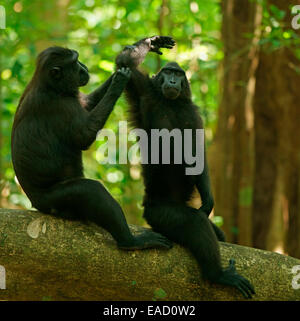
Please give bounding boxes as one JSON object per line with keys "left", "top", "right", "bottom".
{"left": 175, "top": 71, "right": 183, "bottom": 77}
{"left": 164, "top": 69, "right": 172, "bottom": 75}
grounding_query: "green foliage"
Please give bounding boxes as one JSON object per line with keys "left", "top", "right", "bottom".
{"left": 212, "top": 215, "right": 224, "bottom": 227}
{"left": 1, "top": 0, "right": 299, "bottom": 224}
{"left": 239, "top": 187, "right": 253, "bottom": 207}
{"left": 1, "top": 0, "right": 299, "bottom": 226}
{"left": 0, "top": 233, "right": 8, "bottom": 246}
{"left": 152, "top": 287, "right": 167, "bottom": 300}
{"left": 259, "top": 0, "right": 300, "bottom": 52}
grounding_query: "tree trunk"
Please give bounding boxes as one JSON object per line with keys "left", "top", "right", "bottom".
{"left": 212, "top": 0, "right": 262, "bottom": 245}
{"left": 0, "top": 209, "right": 299, "bottom": 301}
{"left": 252, "top": 0, "right": 300, "bottom": 256}
{"left": 212, "top": 0, "right": 300, "bottom": 258}
{"left": 156, "top": 0, "right": 169, "bottom": 71}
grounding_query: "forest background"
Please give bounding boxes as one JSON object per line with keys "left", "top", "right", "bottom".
{"left": 1, "top": 0, "right": 300, "bottom": 259}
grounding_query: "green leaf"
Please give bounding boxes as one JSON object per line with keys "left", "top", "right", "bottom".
{"left": 212, "top": 216, "right": 224, "bottom": 227}
{"left": 239, "top": 186, "right": 253, "bottom": 207}
{"left": 231, "top": 226, "right": 239, "bottom": 235}
{"left": 98, "top": 60, "right": 114, "bottom": 72}
{"left": 270, "top": 4, "right": 286, "bottom": 20}
{"left": 153, "top": 288, "right": 167, "bottom": 300}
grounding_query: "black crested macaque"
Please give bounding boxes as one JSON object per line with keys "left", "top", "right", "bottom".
{"left": 12, "top": 46, "right": 172, "bottom": 251}
{"left": 116, "top": 36, "right": 255, "bottom": 298}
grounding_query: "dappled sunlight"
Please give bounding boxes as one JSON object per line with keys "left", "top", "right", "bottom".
{"left": 272, "top": 244, "right": 286, "bottom": 255}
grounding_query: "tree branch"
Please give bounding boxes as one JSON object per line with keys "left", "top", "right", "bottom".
{"left": 0, "top": 209, "right": 299, "bottom": 300}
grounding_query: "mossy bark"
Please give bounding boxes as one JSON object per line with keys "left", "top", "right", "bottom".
{"left": 0, "top": 209, "right": 299, "bottom": 300}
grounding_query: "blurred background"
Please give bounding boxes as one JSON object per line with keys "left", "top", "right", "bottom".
{"left": 0, "top": 0, "right": 300, "bottom": 258}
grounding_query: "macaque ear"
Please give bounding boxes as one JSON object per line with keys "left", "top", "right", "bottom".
{"left": 50, "top": 66, "right": 62, "bottom": 79}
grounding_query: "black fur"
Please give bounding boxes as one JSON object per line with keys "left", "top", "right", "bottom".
{"left": 11, "top": 46, "right": 172, "bottom": 251}
{"left": 116, "top": 36, "right": 255, "bottom": 298}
